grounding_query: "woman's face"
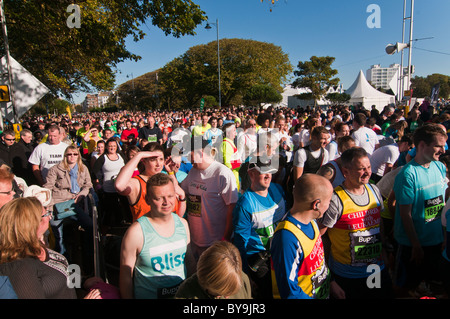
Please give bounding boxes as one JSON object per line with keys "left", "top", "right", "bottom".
{"left": 65, "top": 149, "right": 79, "bottom": 165}
{"left": 107, "top": 142, "right": 117, "bottom": 154}
{"left": 97, "top": 143, "right": 105, "bottom": 154}
{"left": 143, "top": 151, "right": 164, "bottom": 175}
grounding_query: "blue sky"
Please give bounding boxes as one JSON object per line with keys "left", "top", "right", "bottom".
{"left": 73, "top": 0, "right": 450, "bottom": 104}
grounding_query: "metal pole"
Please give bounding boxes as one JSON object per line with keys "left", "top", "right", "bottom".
{"left": 0, "top": 0, "right": 18, "bottom": 123}
{"left": 216, "top": 19, "right": 221, "bottom": 108}
{"left": 399, "top": 0, "right": 406, "bottom": 103}
{"left": 407, "top": 0, "right": 414, "bottom": 114}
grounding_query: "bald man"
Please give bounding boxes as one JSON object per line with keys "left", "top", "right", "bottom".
{"left": 271, "top": 174, "right": 344, "bottom": 299}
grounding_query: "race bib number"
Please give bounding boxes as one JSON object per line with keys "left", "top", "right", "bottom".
{"left": 350, "top": 229, "right": 382, "bottom": 265}
{"left": 187, "top": 194, "right": 202, "bottom": 217}
{"left": 147, "top": 134, "right": 157, "bottom": 142}
{"left": 424, "top": 195, "right": 444, "bottom": 224}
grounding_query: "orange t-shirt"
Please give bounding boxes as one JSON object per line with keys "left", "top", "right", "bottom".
{"left": 130, "top": 175, "right": 181, "bottom": 221}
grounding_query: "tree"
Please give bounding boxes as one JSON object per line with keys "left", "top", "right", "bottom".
{"left": 117, "top": 71, "right": 161, "bottom": 111}
{"left": 2, "top": 0, "right": 207, "bottom": 99}
{"left": 244, "top": 84, "right": 282, "bottom": 107}
{"left": 326, "top": 92, "right": 350, "bottom": 105}
{"left": 292, "top": 56, "right": 340, "bottom": 106}
{"left": 411, "top": 74, "right": 450, "bottom": 99}
{"left": 158, "top": 38, "right": 292, "bottom": 108}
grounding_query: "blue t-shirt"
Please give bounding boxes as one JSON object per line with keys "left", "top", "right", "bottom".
{"left": 232, "top": 183, "right": 286, "bottom": 269}
{"left": 393, "top": 159, "right": 447, "bottom": 246}
{"left": 270, "top": 213, "right": 315, "bottom": 299}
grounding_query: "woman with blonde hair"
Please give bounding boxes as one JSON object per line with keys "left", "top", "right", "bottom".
{"left": 175, "top": 241, "right": 252, "bottom": 299}
{"left": 43, "top": 145, "right": 94, "bottom": 273}
{"left": 0, "top": 197, "right": 100, "bottom": 299}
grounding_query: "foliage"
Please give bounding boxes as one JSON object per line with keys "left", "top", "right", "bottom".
{"left": 326, "top": 92, "right": 351, "bottom": 105}
{"left": 411, "top": 73, "right": 450, "bottom": 99}
{"left": 2, "top": 0, "right": 207, "bottom": 99}
{"left": 158, "top": 38, "right": 292, "bottom": 109}
{"left": 244, "top": 84, "right": 282, "bottom": 106}
{"left": 292, "top": 56, "right": 339, "bottom": 105}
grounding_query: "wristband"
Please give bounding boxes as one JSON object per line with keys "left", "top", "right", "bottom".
{"left": 179, "top": 197, "right": 186, "bottom": 202}
{"left": 168, "top": 171, "right": 175, "bottom": 175}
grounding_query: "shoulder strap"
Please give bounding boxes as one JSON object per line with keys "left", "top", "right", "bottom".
{"left": 275, "top": 220, "right": 318, "bottom": 257}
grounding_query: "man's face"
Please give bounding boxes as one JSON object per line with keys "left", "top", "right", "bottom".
{"left": 21, "top": 133, "right": 33, "bottom": 144}
{"left": 225, "top": 125, "right": 236, "bottom": 139}
{"left": 146, "top": 183, "right": 176, "bottom": 216}
{"left": 47, "top": 129, "right": 60, "bottom": 145}
{"left": 276, "top": 120, "right": 286, "bottom": 132}
{"left": 249, "top": 169, "right": 272, "bottom": 191}
{"left": 421, "top": 135, "right": 447, "bottom": 162}
{"left": 210, "top": 119, "right": 218, "bottom": 128}
{"left": 2, "top": 134, "right": 15, "bottom": 146}
{"left": 202, "top": 116, "right": 209, "bottom": 126}
{"left": 104, "top": 130, "right": 113, "bottom": 139}
{"left": 190, "top": 149, "right": 203, "bottom": 167}
{"left": 343, "top": 156, "right": 372, "bottom": 186}
{"left": 148, "top": 117, "right": 155, "bottom": 128}
{"left": 312, "top": 133, "right": 330, "bottom": 149}
{"left": 0, "top": 180, "right": 14, "bottom": 208}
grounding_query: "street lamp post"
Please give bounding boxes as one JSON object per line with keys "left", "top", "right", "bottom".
{"left": 205, "top": 19, "right": 221, "bottom": 108}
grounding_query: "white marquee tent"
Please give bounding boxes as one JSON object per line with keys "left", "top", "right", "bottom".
{"left": 345, "top": 70, "right": 395, "bottom": 112}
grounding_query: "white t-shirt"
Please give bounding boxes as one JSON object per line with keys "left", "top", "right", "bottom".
{"left": 237, "top": 132, "right": 257, "bottom": 162}
{"left": 369, "top": 143, "right": 400, "bottom": 177}
{"left": 326, "top": 140, "right": 339, "bottom": 162}
{"left": 351, "top": 126, "right": 379, "bottom": 155}
{"left": 299, "top": 129, "right": 311, "bottom": 147}
{"left": 100, "top": 154, "right": 125, "bottom": 193}
{"left": 28, "top": 142, "right": 69, "bottom": 181}
{"left": 181, "top": 161, "right": 238, "bottom": 247}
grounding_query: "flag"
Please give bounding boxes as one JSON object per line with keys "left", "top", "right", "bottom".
{"left": 430, "top": 83, "right": 440, "bottom": 102}
{"left": 66, "top": 105, "right": 72, "bottom": 119}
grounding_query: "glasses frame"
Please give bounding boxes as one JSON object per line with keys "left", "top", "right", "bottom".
{"left": 0, "top": 188, "right": 14, "bottom": 195}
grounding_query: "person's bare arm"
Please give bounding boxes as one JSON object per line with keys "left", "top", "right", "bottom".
{"left": 223, "top": 203, "right": 236, "bottom": 242}
{"left": 398, "top": 204, "right": 423, "bottom": 264}
{"left": 119, "top": 222, "right": 143, "bottom": 299}
{"left": 32, "top": 164, "right": 44, "bottom": 186}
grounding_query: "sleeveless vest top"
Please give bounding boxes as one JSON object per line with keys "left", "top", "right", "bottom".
{"left": 133, "top": 214, "right": 187, "bottom": 299}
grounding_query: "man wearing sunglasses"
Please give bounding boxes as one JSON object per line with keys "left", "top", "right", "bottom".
{"left": 0, "top": 129, "right": 16, "bottom": 168}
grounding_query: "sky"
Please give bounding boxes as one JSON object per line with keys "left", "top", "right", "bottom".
{"left": 72, "top": 0, "right": 450, "bottom": 104}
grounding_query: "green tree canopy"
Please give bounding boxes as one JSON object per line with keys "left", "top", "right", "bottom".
{"left": 3, "top": 0, "right": 206, "bottom": 99}
{"left": 244, "top": 84, "right": 282, "bottom": 107}
{"left": 411, "top": 73, "right": 450, "bottom": 99}
{"left": 292, "top": 56, "right": 339, "bottom": 106}
{"left": 158, "top": 38, "right": 292, "bottom": 109}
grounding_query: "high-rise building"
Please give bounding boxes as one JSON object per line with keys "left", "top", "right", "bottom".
{"left": 366, "top": 64, "right": 412, "bottom": 95}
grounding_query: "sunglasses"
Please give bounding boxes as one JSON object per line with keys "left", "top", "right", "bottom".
{"left": 66, "top": 153, "right": 79, "bottom": 157}
{"left": 4, "top": 138, "right": 15, "bottom": 141}
{"left": 41, "top": 211, "right": 53, "bottom": 219}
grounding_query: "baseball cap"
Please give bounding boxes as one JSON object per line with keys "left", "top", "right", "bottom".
{"left": 248, "top": 156, "right": 278, "bottom": 174}
{"left": 23, "top": 185, "right": 52, "bottom": 207}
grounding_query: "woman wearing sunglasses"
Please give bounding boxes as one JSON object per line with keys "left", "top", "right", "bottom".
{"left": 43, "top": 145, "right": 94, "bottom": 274}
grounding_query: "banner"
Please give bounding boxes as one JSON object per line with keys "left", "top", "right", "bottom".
{"left": 430, "top": 83, "right": 440, "bottom": 103}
